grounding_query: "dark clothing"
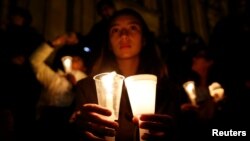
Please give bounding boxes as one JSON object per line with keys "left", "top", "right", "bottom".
{"left": 73, "top": 75, "right": 180, "bottom": 141}
{"left": 0, "top": 23, "right": 44, "bottom": 141}
{"left": 3, "top": 25, "right": 44, "bottom": 61}
{"left": 209, "top": 13, "right": 250, "bottom": 132}
{"left": 34, "top": 106, "right": 77, "bottom": 141}
{"left": 1, "top": 61, "right": 42, "bottom": 141}
{"left": 85, "top": 19, "right": 109, "bottom": 67}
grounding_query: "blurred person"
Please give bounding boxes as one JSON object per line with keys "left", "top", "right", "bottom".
{"left": 156, "top": 22, "right": 185, "bottom": 84}
{"left": 0, "top": 6, "right": 44, "bottom": 141}
{"left": 85, "top": 0, "right": 116, "bottom": 70}
{"left": 3, "top": 6, "right": 45, "bottom": 64}
{"left": 178, "top": 48, "right": 227, "bottom": 140}
{"left": 208, "top": 0, "right": 250, "bottom": 130}
{"left": 29, "top": 32, "right": 88, "bottom": 141}
{"left": 70, "top": 8, "right": 181, "bottom": 141}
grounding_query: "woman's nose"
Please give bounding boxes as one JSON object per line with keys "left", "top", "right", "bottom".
{"left": 119, "top": 28, "right": 128, "bottom": 36}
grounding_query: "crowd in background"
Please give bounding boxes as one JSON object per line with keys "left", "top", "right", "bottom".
{"left": 0, "top": 0, "right": 249, "bottom": 141}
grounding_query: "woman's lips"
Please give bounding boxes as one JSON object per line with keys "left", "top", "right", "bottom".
{"left": 120, "top": 44, "right": 131, "bottom": 49}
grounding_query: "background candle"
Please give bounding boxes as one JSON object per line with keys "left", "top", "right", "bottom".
{"left": 209, "top": 82, "right": 224, "bottom": 102}
{"left": 183, "top": 81, "right": 197, "bottom": 106}
{"left": 61, "top": 56, "right": 72, "bottom": 73}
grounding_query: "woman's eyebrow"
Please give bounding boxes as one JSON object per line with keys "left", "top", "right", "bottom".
{"left": 110, "top": 20, "right": 140, "bottom": 27}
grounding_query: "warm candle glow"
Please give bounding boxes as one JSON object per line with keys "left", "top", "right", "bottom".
{"left": 183, "top": 81, "right": 197, "bottom": 106}
{"left": 93, "top": 71, "right": 124, "bottom": 141}
{"left": 125, "top": 74, "right": 157, "bottom": 141}
{"left": 101, "top": 71, "right": 116, "bottom": 117}
{"left": 93, "top": 71, "right": 124, "bottom": 120}
{"left": 125, "top": 74, "right": 157, "bottom": 115}
{"left": 61, "top": 56, "right": 72, "bottom": 73}
{"left": 209, "top": 82, "right": 224, "bottom": 102}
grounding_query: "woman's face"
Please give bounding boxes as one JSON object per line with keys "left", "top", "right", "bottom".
{"left": 109, "top": 15, "right": 143, "bottom": 60}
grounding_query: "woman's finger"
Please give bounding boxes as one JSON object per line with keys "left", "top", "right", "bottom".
{"left": 86, "top": 122, "right": 117, "bottom": 137}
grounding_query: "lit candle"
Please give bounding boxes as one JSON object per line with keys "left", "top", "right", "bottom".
{"left": 125, "top": 74, "right": 157, "bottom": 116}
{"left": 100, "top": 71, "right": 117, "bottom": 120}
{"left": 94, "top": 71, "right": 124, "bottom": 121}
{"left": 94, "top": 71, "right": 124, "bottom": 141}
{"left": 183, "top": 81, "right": 197, "bottom": 106}
{"left": 61, "top": 56, "right": 72, "bottom": 73}
{"left": 125, "top": 74, "right": 157, "bottom": 141}
{"left": 209, "top": 82, "right": 224, "bottom": 102}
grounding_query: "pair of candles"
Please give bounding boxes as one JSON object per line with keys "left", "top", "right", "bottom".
{"left": 94, "top": 71, "right": 157, "bottom": 141}
{"left": 183, "top": 81, "right": 224, "bottom": 106}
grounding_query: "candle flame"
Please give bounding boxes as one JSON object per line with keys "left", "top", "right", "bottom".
{"left": 209, "top": 82, "right": 224, "bottom": 102}
{"left": 61, "top": 56, "right": 72, "bottom": 73}
{"left": 183, "top": 81, "right": 196, "bottom": 106}
{"left": 101, "top": 71, "right": 117, "bottom": 91}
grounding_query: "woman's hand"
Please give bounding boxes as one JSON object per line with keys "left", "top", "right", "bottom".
{"left": 180, "top": 103, "right": 199, "bottom": 112}
{"left": 70, "top": 103, "right": 119, "bottom": 141}
{"left": 51, "top": 34, "right": 68, "bottom": 47}
{"left": 133, "top": 114, "right": 175, "bottom": 141}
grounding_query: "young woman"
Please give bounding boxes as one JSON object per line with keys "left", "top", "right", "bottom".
{"left": 71, "top": 8, "right": 181, "bottom": 141}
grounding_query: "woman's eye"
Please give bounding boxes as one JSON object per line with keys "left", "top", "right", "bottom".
{"left": 130, "top": 25, "right": 140, "bottom": 32}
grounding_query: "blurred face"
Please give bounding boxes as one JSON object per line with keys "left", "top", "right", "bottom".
{"left": 11, "top": 15, "right": 25, "bottom": 26}
{"left": 192, "top": 57, "right": 213, "bottom": 72}
{"left": 72, "top": 56, "right": 86, "bottom": 72}
{"left": 101, "top": 5, "right": 115, "bottom": 19}
{"left": 109, "top": 15, "right": 143, "bottom": 60}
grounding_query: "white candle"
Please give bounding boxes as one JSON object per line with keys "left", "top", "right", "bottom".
{"left": 94, "top": 71, "right": 124, "bottom": 121}
{"left": 125, "top": 74, "right": 157, "bottom": 116}
{"left": 99, "top": 71, "right": 119, "bottom": 141}
{"left": 183, "top": 81, "right": 197, "bottom": 106}
{"left": 125, "top": 74, "right": 157, "bottom": 141}
{"left": 100, "top": 71, "right": 117, "bottom": 120}
{"left": 61, "top": 56, "right": 72, "bottom": 73}
{"left": 126, "top": 80, "right": 156, "bottom": 115}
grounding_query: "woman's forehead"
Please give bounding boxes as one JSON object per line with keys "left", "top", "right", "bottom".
{"left": 111, "top": 15, "right": 141, "bottom": 26}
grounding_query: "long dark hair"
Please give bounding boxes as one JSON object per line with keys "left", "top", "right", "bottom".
{"left": 91, "top": 8, "right": 167, "bottom": 80}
